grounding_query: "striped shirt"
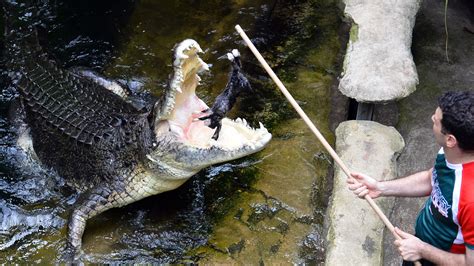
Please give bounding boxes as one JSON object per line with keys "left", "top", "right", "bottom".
{"left": 415, "top": 148, "right": 474, "bottom": 253}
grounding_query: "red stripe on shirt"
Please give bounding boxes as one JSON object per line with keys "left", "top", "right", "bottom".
{"left": 458, "top": 161, "right": 474, "bottom": 250}
{"left": 450, "top": 243, "right": 466, "bottom": 254}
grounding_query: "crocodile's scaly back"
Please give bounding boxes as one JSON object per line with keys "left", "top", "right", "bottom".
{"left": 21, "top": 58, "right": 153, "bottom": 185}
{"left": 4, "top": 1, "right": 154, "bottom": 186}
{"left": 18, "top": 57, "right": 148, "bottom": 146}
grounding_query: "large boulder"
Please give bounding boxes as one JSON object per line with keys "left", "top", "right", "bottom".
{"left": 339, "top": 0, "right": 421, "bottom": 102}
{"left": 325, "top": 121, "right": 404, "bottom": 265}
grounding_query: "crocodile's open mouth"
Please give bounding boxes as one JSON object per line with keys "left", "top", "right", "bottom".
{"left": 154, "top": 40, "right": 271, "bottom": 151}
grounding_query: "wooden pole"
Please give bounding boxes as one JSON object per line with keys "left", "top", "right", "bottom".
{"left": 235, "top": 23, "right": 406, "bottom": 242}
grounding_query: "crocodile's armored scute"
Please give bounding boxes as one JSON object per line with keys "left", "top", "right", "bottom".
{"left": 17, "top": 54, "right": 153, "bottom": 187}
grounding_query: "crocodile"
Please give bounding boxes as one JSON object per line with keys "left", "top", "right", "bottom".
{"left": 3, "top": 1, "right": 271, "bottom": 259}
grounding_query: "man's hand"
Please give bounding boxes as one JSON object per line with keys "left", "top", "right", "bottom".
{"left": 347, "top": 173, "right": 383, "bottom": 199}
{"left": 394, "top": 228, "right": 471, "bottom": 265}
{"left": 394, "top": 227, "right": 424, "bottom": 261}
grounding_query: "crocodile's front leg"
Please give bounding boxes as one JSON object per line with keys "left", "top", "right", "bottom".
{"left": 64, "top": 185, "right": 116, "bottom": 261}
{"left": 63, "top": 168, "right": 169, "bottom": 261}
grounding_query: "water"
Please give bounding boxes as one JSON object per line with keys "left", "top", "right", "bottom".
{"left": 0, "top": 0, "right": 344, "bottom": 263}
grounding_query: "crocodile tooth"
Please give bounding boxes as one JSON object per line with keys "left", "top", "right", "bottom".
{"left": 146, "top": 154, "right": 159, "bottom": 163}
{"left": 194, "top": 43, "right": 204, "bottom": 53}
{"left": 176, "top": 52, "right": 189, "bottom": 61}
{"left": 198, "top": 58, "right": 209, "bottom": 71}
{"left": 173, "top": 42, "right": 195, "bottom": 66}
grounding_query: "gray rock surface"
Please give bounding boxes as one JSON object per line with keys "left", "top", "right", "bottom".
{"left": 339, "top": 0, "right": 421, "bottom": 102}
{"left": 325, "top": 120, "right": 404, "bottom": 265}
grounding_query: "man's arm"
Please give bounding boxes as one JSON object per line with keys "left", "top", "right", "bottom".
{"left": 394, "top": 227, "right": 474, "bottom": 265}
{"left": 347, "top": 168, "right": 433, "bottom": 199}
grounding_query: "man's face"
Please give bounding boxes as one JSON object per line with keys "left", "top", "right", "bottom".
{"left": 432, "top": 107, "right": 446, "bottom": 147}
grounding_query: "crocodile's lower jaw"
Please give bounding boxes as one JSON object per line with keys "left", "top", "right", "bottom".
{"left": 156, "top": 117, "right": 270, "bottom": 151}
{"left": 154, "top": 39, "right": 271, "bottom": 152}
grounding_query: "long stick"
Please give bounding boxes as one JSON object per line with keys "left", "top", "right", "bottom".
{"left": 236, "top": 24, "right": 422, "bottom": 266}
{"left": 235, "top": 24, "right": 401, "bottom": 239}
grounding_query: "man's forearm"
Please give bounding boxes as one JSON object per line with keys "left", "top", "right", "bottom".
{"left": 378, "top": 169, "right": 432, "bottom": 197}
{"left": 420, "top": 242, "right": 466, "bottom": 265}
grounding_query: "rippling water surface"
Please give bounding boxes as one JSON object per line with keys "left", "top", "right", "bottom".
{"left": 0, "top": 0, "right": 344, "bottom": 263}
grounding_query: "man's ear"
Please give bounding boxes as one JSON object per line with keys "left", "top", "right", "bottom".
{"left": 446, "top": 134, "right": 458, "bottom": 148}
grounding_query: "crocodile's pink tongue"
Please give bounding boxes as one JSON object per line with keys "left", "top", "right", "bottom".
{"left": 186, "top": 119, "right": 215, "bottom": 145}
{"left": 171, "top": 91, "right": 215, "bottom": 144}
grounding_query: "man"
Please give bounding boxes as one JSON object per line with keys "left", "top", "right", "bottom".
{"left": 347, "top": 91, "right": 474, "bottom": 265}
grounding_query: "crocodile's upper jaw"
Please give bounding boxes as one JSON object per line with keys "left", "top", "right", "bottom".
{"left": 149, "top": 39, "right": 271, "bottom": 170}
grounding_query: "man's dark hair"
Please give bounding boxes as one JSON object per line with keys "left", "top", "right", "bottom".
{"left": 438, "top": 91, "right": 474, "bottom": 152}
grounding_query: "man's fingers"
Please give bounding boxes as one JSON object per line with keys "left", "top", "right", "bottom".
{"left": 394, "top": 227, "right": 410, "bottom": 239}
{"left": 358, "top": 190, "right": 368, "bottom": 198}
{"left": 350, "top": 185, "right": 368, "bottom": 198}
{"left": 348, "top": 182, "right": 362, "bottom": 190}
{"left": 397, "top": 245, "right": 411, "bottom": 261}
{"left": 348, "top": 182, "right": 368, "bottom": 198}
{"left": 354, "top": 185, "right": 367, "bottom": 195}
{"left": 350, "top": 173, "right": 361, "bottom": 180}
{"left": 394, "top": 239, "right": 401, "bottom": 247}
{"left": 348, "top": 174, "right": 374, "bottom": 198}
{"left": 351, "top": 173, "right": 367, "bottom": 181}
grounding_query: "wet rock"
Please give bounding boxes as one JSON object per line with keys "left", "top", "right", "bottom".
{"left": 339, "top": 0, "right": 421, "bottom": 102}
{"left": 325, "top": 120, "right": 404, "bottom": 265}
{"left": 227, "top": 239, "right": 245, "bottom": 255}
{"left": 0, "top": 200, "right": 64, "bottom": 251}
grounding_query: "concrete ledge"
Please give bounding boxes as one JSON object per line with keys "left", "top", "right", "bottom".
{"left": 339, "top": 0, "right": 421, "bottom": 102}
{"left": 325, "top": 121, "right": 404, "bottom": 265}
